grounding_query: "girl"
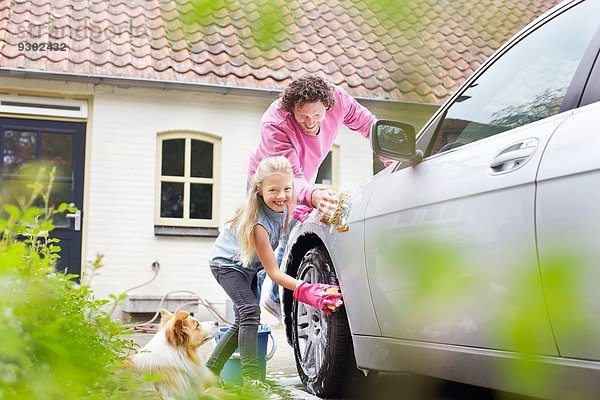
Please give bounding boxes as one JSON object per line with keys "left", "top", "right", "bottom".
{"left": 206, "top": 156, "right": 342, "bottom": 386}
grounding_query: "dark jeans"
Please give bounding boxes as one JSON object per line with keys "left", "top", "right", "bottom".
{"left": 206, "top": 266, "right": 261, "bottom": 383}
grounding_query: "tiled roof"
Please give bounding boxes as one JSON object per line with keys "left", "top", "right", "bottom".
{"left": 0, "top": 0, "right": 562, "bottom": 104}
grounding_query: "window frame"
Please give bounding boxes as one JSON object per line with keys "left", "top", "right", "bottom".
{"left": 155, "top": 130, "right": 221, "bottom": 229}
{"left": 315, "top": 144, "right": 340, "bottom": 191}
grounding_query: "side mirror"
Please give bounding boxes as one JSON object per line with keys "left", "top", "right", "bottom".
{"left": 371, "top": 119, "right": 423, "bottom": 164}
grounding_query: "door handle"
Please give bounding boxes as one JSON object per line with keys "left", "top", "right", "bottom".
{"left": 66, "top": 209, "right": 81, "bottom": 231}
{"left": 489, "top": 139, "right": 538, "bottom": 174}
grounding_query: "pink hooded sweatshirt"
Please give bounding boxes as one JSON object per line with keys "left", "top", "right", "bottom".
{"left": 248, "top": 85, "right": 376, "bottom": 209}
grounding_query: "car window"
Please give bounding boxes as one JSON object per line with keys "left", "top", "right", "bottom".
{"left": 429, "top": 0, "right": 600, "bottom": 156}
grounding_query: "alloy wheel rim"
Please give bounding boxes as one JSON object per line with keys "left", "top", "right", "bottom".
{"left": 296, "top": 263, "right": 329, "bottom": 379}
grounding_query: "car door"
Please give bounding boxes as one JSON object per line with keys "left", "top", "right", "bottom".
{"left": 364, "top": 0, "right": 599, "bottom": 353}
{"left": 536, "top": 99, "right": 600, "bottom": 360}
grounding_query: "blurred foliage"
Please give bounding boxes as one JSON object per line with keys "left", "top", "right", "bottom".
{"left": 179, "top": 0, "right": 410, "bottom": 52}
{"left": 386, "top": 235, "right": 589, "bottom": 399}
{"left": 179, "top": 0, "right": 293, "bottom": 51}
{"left": 0, "top": 166, "right": 147, "bottom": 399}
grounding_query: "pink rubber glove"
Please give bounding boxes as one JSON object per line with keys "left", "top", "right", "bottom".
{"left": 293, "top": 282, "right": 343, "bottom": 315}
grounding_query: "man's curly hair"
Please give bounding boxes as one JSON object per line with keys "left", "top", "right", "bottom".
{"left": 280, "top": 73, "right": 335, "bottom": 113}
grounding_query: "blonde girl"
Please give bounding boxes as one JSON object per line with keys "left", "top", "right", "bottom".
{"left": 206, "top": 156, "right": 342, "bottom": 387}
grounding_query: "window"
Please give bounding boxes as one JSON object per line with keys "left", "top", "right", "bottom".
{"left": 429, "top": 1, "right": 599, "bottom": 156}
{"left": 155, "top": 131, "right": 220, "bottom": 230}
{"left": 315, "top": 145, "right": 340, "bottom": 190}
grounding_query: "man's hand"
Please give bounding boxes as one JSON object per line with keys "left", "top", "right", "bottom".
{"left": 381, "top": 156, "right": 395, "bottom": 167}
{"left": 311, "top": 188, "right": 339, "bottom": 219}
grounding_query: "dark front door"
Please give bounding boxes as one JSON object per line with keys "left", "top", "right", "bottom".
{"left": 0, "top": 117, "right": 86, "bottom": 276}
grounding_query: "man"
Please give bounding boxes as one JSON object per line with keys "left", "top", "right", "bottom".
{"left": 248, "top": 73, "right": 382, "bottom": 321}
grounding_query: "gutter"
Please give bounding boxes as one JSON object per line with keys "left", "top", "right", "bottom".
{"left": 0, "top": 68, "right": 282, "bottom": 99}
{"left": 0, "top": 67, "right": 433, "bottom": 106}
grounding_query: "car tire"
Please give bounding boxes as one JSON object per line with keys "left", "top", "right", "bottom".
{"left": 291, "top": 245, "right": 377, "bottom": 398}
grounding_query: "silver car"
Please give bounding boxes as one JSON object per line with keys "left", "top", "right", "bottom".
{"left": 280, "top": 0, "right": 600, "bottom": 398}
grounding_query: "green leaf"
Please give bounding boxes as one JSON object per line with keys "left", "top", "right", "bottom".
{"left": 3, "top": 204, "right": 21, "bottom": 220}
{"left": 23, "top": 207, "right": 42, "bottom": 222}
{"left": 40, "top": 221, "right": 55, "bottom": 231}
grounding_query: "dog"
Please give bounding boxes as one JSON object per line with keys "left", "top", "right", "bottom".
{"left": 132, "top": 309, "right": 220, "bottom": 399}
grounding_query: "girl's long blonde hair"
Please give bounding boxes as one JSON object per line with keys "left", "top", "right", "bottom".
{"left": 226, "top": 156, "right": 293, "bottom": 267}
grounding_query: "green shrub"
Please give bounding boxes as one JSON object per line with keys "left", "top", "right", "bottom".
{"left": 0, "top": 167, "right": 146, "bottom": 399}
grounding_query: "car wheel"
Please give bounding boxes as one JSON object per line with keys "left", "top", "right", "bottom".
{"left": 292, "top": 245, "right": 375, "bottom": 398}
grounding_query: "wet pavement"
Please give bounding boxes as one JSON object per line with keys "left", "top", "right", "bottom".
{"left": 261, "top": 325, "right": 321, "bottom": 400}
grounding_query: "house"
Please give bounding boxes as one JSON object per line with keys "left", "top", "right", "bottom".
{"left": 0, "top": 0, "right": 561, "bottom": 318}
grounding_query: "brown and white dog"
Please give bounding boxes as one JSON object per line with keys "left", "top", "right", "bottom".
{"left": 132, "top": 309, "right": 220, "bottom": 399}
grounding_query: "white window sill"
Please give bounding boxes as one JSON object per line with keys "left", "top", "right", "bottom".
{"left": 154, "top": 225, "right": 219, "bottom": 238}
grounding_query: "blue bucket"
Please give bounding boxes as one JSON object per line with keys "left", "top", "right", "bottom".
{"left": 214, "top": 324, "right": 276, "bottom": 385}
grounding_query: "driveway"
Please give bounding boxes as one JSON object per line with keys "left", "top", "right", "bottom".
{"left": 265, "top": 325, "right": 538, "bottom": 400}
{"left": 131, "top": 314, "right": 539, "bottom": 400}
